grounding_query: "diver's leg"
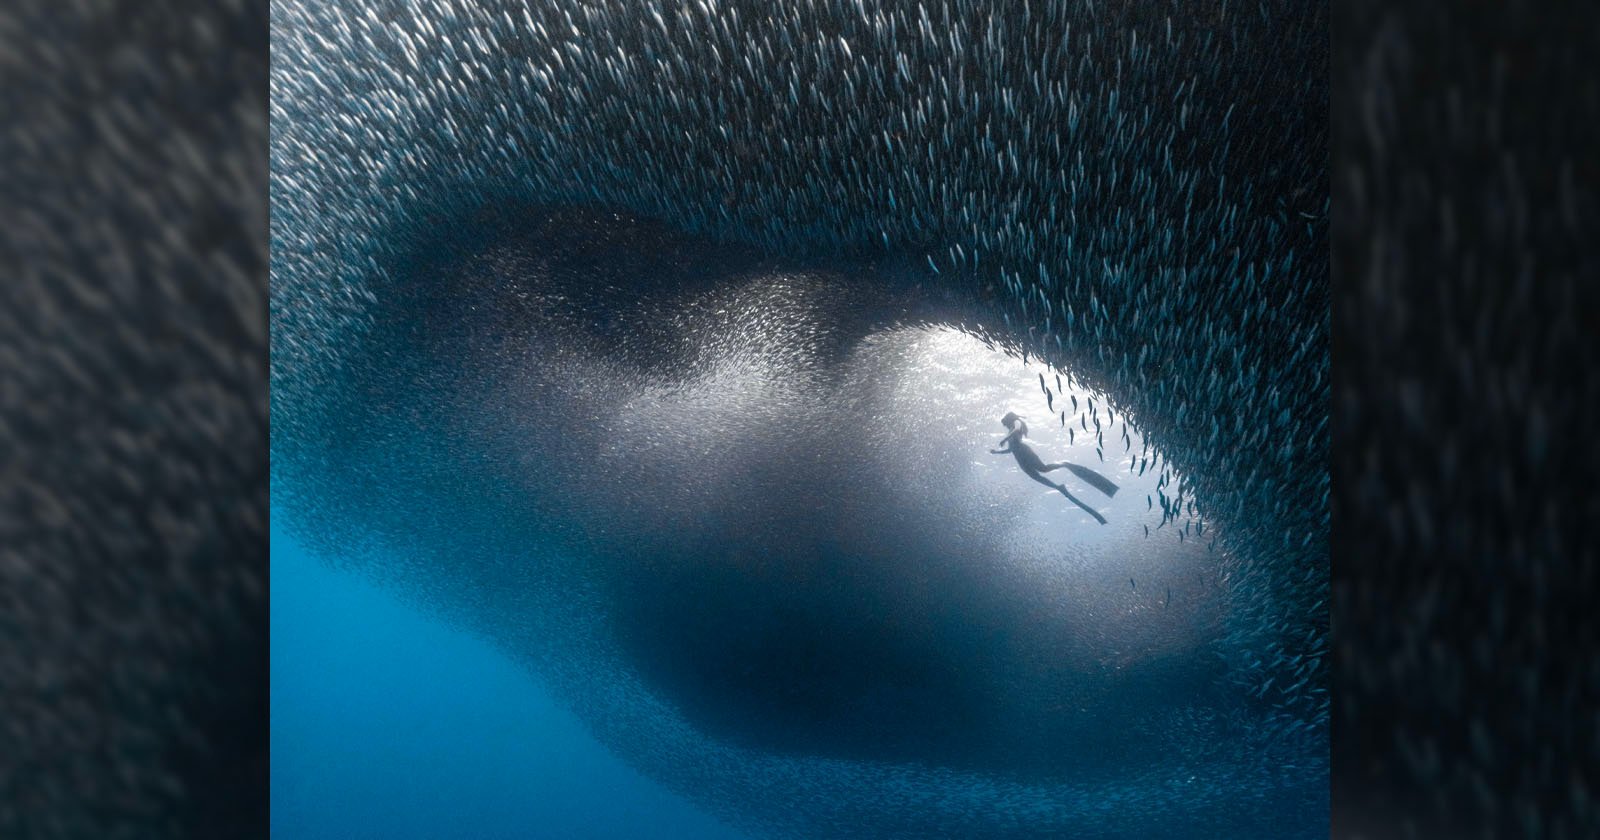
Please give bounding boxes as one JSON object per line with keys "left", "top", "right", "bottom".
{"left": 1048, "top": 461, "right": 1120, "bottom": 497}
{"left": 1024, "top": 470, "right": 1060, "bottom": 489}
{"left": 1024, "top": 468, "right": 1106, "bottom": 523}
{"left": 1056, "top": 486, "right": 1109, "bottom": 525}
{"left": 1037, "top": 462, "right": 1064, "bottom": 473}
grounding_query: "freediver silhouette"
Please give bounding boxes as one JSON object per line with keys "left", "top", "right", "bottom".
{"left": 990, "top": 411, "right": 1119, "bottom": 524}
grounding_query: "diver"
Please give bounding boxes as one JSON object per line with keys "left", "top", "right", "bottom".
{"left": 990, "top": 411, "right": 1118, "bottom": 524}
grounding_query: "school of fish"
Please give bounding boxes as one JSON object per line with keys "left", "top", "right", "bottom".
{"left": 270, "top": 0, "right": 1328, "bottom": 836}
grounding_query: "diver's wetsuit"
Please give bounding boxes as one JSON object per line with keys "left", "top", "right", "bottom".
{"left": 999, "top": 430, "right": 1053, "bottom": 477}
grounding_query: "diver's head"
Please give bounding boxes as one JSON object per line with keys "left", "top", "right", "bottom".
{"left": 1001, "top": 412, "right": 1026, "bottom": 435}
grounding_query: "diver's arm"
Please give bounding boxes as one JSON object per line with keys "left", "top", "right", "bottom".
{"left": 991, "top": 429, "right": 1023, "bottom": 454}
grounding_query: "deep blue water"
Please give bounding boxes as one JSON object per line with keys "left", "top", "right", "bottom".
{"left": 270, "top": 520, "right": 752, "bottom": 840}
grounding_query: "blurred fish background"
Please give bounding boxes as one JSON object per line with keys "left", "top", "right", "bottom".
{"left": 5, "top": 0, "right": 1592, "bottom": 836}
{"left": 1331, "top": 1, "right": 1599, "bottom": 837}
{"left": 3, "top": 1, "right": 269, "bottom": 838}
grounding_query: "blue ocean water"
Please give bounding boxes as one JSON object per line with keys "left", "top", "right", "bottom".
{"left": 270, "top": 520, "right": 752, "bottom": 840}
{"left": 270, "top": 316, "right": 1325, "bottom": 837}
